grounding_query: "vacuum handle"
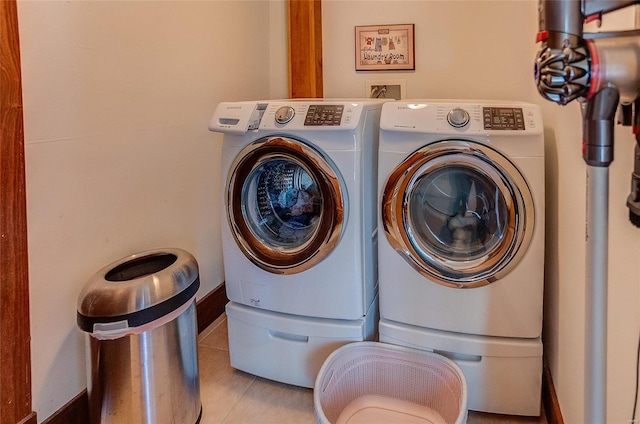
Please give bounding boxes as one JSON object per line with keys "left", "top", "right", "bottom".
{"left": 583, "top": 86, "right": 620, "bottom": 167}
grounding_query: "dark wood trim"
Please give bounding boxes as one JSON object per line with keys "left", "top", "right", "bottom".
{"left": 41, "top": 392, "right": 88, "bottom": 424}
{"left": 42, "top": 286, "right": 227, "bottom": 424}
{"left": 287, "top": 0, "right": 323, "bottom": 98}
{"left": 0, "top": 1, "right": 35, "bottom": 424}
{"left": 542, "top": 354, "right": 564, "bottom": 424}
{"left": 196, "top": 282, "right": 228, "bottom": 334}
{"left": 17, "top": 412, "right": 37, "bottom": 424}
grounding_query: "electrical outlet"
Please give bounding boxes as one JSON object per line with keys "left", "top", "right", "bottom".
{"left": 366, "top": 79, "right": 406, "bottom": 100}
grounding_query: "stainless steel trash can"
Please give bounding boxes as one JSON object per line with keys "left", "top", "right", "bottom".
{"left": 77, "top": 248, "right": 202, "bottom": 424}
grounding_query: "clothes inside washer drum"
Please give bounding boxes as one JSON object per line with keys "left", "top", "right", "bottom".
{"left": 252, "top": 160, "right": 322, "bottom": 244}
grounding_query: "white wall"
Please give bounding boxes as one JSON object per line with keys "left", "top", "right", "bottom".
{"left": 17, "top": 1, "right": 287, "bottom": 421}
{"left": 322, "top": 1, "right": 640, "bottom": 423}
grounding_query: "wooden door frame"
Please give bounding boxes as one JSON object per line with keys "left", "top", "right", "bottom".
{"left": 287, "top": 0, "right": 323, "bottom": 98}
{"left": 0, "top": 1, "right": 36, "bottom": 423}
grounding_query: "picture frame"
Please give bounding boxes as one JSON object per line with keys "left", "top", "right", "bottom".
{"left": 355, "top": 24, "right": 415, "bottom": 71}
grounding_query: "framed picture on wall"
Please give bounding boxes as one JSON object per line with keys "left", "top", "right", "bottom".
{"left": 355, "top": 24, "right": 415, "bottom": 71}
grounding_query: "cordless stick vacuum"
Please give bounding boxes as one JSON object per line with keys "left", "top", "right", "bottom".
{"left": 535, "top": 0, "right": 640, "bottom": 422}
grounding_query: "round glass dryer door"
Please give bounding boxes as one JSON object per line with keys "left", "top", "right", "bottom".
{"left": 382, "top": 140, "right": 535, "bottom": 288}
{"left": 227, "top": 136, "right": 346, "bottom": 274}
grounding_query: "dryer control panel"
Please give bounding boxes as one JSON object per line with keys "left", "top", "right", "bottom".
{"left": 379, "top": 100, "right": 542, "bottom": 135}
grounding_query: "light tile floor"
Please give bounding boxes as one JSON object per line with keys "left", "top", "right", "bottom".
{"left": 197, "top": 314, "right": 547, "bottom": 424}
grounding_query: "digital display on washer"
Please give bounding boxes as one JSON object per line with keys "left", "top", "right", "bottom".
{"left": 483, "top": 107, "right": 525, "bottom": 130}
{"left": 304, "top": 105, "right": 344, "bottom": 126}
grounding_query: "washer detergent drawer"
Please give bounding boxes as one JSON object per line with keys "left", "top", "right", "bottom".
{"left": 379, "top": 319, "right": 542, "bottom": 417}
{"left": 225, "top": 302, "right": 376, "bottom": 388}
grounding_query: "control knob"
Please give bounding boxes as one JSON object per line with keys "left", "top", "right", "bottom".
{"left": 447, "top": 108, "right": 470, "bottom": 128}
{"left": 275, "top": 106, "right": 295, "bottom": 124}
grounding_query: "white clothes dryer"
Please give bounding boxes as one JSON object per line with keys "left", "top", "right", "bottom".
{"left": 377, "top": 100, "right": 545, "bottom": 416}
{"left": 209, "top": 99, "right": 383, "bottom": 387}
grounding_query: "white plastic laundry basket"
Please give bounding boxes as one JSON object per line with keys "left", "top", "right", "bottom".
{"left": 314, "top": 342, "right": 467, "bottom": 424}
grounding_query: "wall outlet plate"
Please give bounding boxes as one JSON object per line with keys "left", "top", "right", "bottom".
{"left": 366, "top": 79, "right": 406, "bottom": 100}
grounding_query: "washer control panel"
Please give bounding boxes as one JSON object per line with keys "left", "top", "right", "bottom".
{"left": 304, "top": 104, "right": 344, "bottom": 126}
{"left": 274, "top": 106, "right": 296, "bottom": 124}
{"left": 482, "top": 107, "right": 525, "bottom": 130}
{"left": 209, "top": 101, "right": 374, "bottom": 133}
{"left": 447, "top": 108, "right": 470, "bottom": 128}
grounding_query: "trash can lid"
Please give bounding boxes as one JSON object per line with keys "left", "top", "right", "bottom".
{"left": 77, "top": 248, "right": 199, "bottom": 333}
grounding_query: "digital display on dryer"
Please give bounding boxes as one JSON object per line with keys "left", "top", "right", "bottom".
{"left": 304, "top": 105, "right": 344, "bottom": 126}
{"left": 483, "top": 107, "right": 525, "bottom": 130}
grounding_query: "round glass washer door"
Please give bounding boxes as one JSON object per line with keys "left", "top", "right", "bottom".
{"left": 227, "top": 136, "right": 346, "bottom": 274}
{"left": 382, "top": 140, "right": 535, "bottom": 288}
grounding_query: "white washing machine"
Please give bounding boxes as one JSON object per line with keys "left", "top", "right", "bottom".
{"left": 209, "top": 99, "right": 383, "bottom": 387}
{"left": 377, "top": 100, "right": 545, "bottom": 416}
